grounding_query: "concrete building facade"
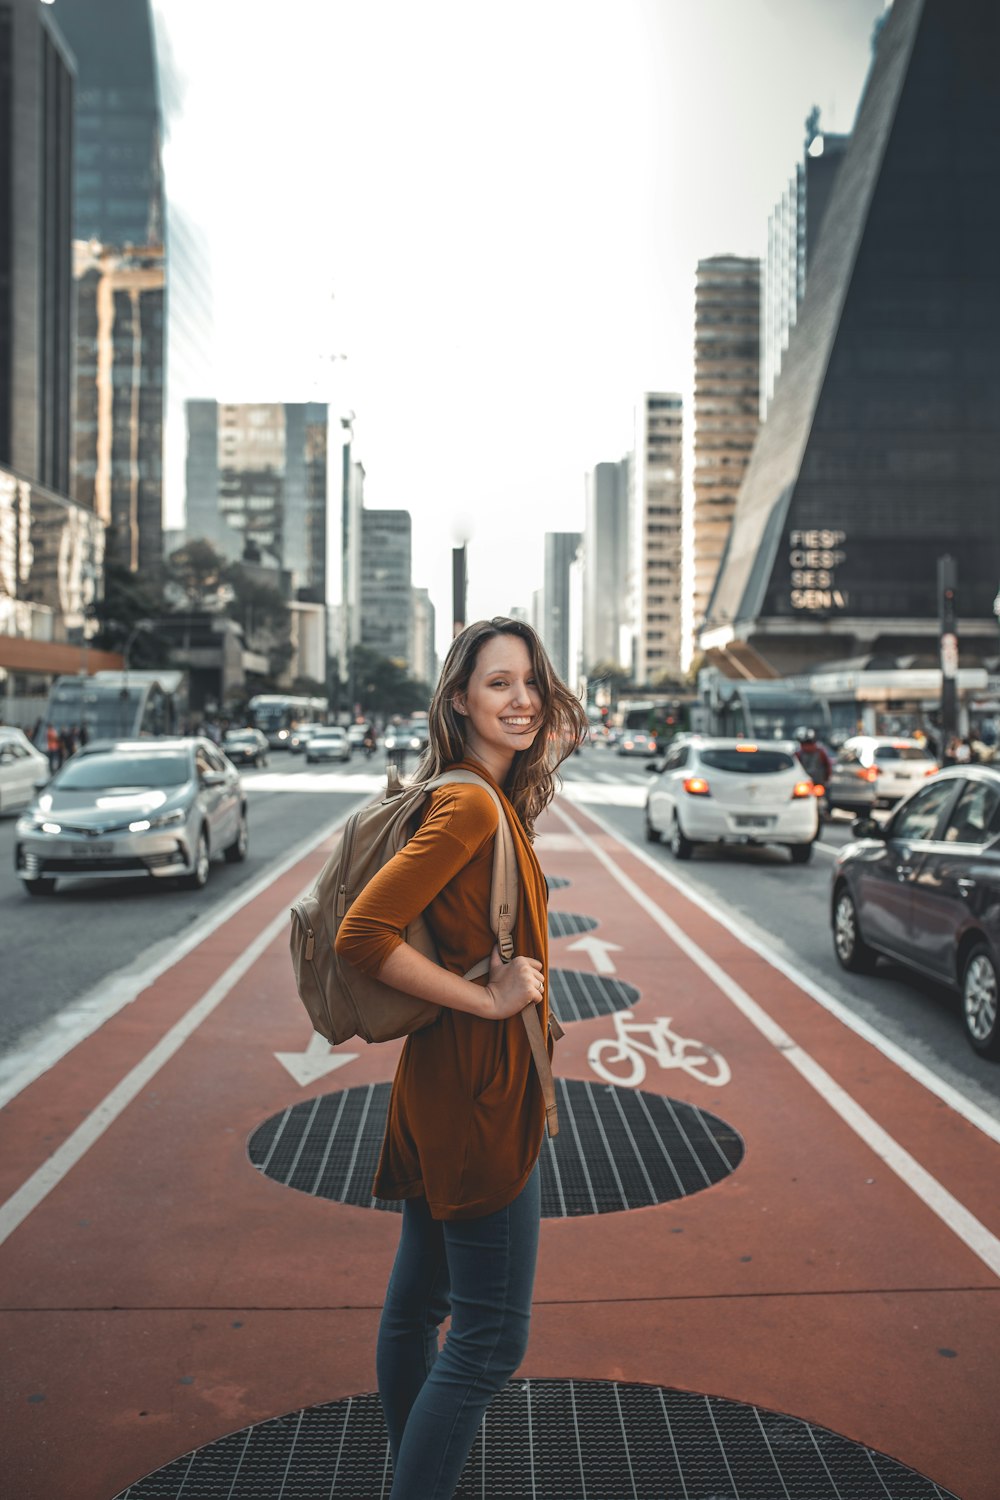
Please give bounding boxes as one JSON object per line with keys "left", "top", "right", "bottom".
{"left": 631, "top": 393, "right": 684, "bottom": 684}
{"left": 693, "top": 257, "right": 761, "bottom": 647}
{"left": 411, "top": 586, "right": 437, "bottom": 688}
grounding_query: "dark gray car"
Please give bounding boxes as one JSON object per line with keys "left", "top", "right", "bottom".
{"left": 831, "top": 765, "right": 1000, "bottom": 1058}
{"left": 14, "top": 737, "right": 247, "bottom": 896}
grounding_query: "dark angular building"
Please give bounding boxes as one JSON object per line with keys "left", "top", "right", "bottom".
{"left": 0, "top": 0, "right": 75, "bottom": 495}
{"left": 702, "top": 0, "right": 1000, "bottom": 675}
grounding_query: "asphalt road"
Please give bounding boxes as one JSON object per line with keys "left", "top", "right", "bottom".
{"left": 2, "top": 744, "right": 998, "bottom": 1128}
{"left": 566, "top": 746, "right": 1000, "bottom": 1128}
{"left": 0, "top": 753, "right": 374, "bottom": 1060}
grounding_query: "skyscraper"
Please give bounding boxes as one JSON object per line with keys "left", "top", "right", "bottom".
{"left": 361, "top": 509, "right": 412, "bottom": 665}
{"left": 411, "top": 587, "right": 437, "bottom": 688}
{"left": 583, "top": 460, "right": 629, "bottom": 671}
{"left": 631, "top": 393, "right": 684, "bottom": 683}
{"left": 703, "top": 0, "right": 1000, "bottom": 674}
{"left": 1, "top": 0, "right": 75, "bottom": 495}
{"left": 543, "top": 532, "right": 582, "bottom": 686}
{"left": 49, "top": 0, "right": 163, "bottom": 247}
{"left": 761, "top": 117, "right": 850, "bottom": 417}
{"left": 692, "top": 257, "right": 760, "bottom": 646}
{"left": 184, "top": 401, "right": 329, "bottom": 600}
{"left": 72, "top": 242, "right": 165, "bottom": 571}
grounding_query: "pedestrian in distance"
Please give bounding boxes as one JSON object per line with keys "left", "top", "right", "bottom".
{"left": 335, "top": 616, "right": 588, "bottom": 1500}
{"left": 46, "top": 723, "right": 62, "bottom": 772}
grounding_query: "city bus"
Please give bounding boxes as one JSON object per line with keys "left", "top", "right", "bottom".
{"left": 693, "top": 676, "right": 833, "bottom": 742}
{"left": 247, "top": 693, "right": 329, "bottom": 748}
{"left": 38, "top": 671, "right": 185, "bottom": 746}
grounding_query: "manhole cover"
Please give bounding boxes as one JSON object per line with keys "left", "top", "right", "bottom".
{"left": 549, "top": 968, "right": 638, "bottom": 1022}
{"left": 248, "top": 1080, "right": 743, "bottom": 1216}
{"left": 548, "top": 910, "right": 598, "bottom": 937}
{"left": 545, "top": 874, "right": 571, "bottom": 890}
{"left": 112, "top": 1379, "right": 959, "bottom": 1499}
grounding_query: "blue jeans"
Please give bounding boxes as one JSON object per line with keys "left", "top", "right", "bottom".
{"left": 377, "top": 1164, "right": 541, "bottom": 1499}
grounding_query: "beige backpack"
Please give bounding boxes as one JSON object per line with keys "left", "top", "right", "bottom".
{"left": 289, "top": 766, "right": 560, "bottom": 1135}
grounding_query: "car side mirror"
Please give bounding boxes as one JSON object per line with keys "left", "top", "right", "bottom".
{"left": 852, "top": 816, "right": 884, "bottom": 840}
{"left": 34, "top": 776, "right": 50, "bottom": 790}
{"left": 201, "top": 770, "right": 226, "bottom": 787}
{"left": 645, "top": 759, "right": 662, "bottom": 772}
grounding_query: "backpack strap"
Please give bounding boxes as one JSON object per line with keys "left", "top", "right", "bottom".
{"left": 428, "top": 769, "right": 561, "bottom": 1138}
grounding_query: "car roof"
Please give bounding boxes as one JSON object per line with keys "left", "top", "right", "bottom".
{"left": 687, "top": 736, "right": 799, "bottom": 751}
{"left": 76, "top": 738, "right": 200, "bottom": 754}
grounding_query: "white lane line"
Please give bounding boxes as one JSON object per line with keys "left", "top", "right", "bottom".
{"left": 0, "top": 798, "right": 366, "bottom": 1111}
{"left": 0, "top": 900, "right": 296, "bottom": 1247}
{"left": 553, "top": 802, "right": 1000, "bottom": 1280}
{"left": 571, "top": 802, "right": 1000, "bottom": 1149}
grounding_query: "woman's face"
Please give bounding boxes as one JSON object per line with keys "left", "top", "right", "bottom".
{"left": 455, "top": 633, "right": 544, "bottom": 775}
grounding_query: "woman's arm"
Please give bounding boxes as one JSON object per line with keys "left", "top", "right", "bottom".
{"left": 378, "top": 941, "right": 543, "bottom": 1021}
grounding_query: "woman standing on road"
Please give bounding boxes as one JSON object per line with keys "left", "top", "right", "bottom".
{"left": 335, "top": 616, "right": 587, "bottom": 1499}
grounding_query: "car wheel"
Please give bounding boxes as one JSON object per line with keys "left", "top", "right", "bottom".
{"left": 962, "top": 943, "right": 1000, "bottom": 1059}
{"left": 23, "top": 877, "right": 57, "bottom": 896}
{"left": 644, "top": 810, "right": 661, "bottom": 844}
{"left": 833, "top": 885, "right": 877, "bottom": 973}
{"left": 670, "top": 815, "right": 694, "bottom": 860}
{"left": 224, "top": 811, "right": 248, "bottom": 864}
{"left": 181, "top": 827, "right": 211, "bottom": 890}
{"left": 789, "top": 842, "right": 813, "bottom": 864}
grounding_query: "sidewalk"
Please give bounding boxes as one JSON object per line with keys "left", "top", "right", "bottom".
{"left": 2, "top": 794, "right": 998, "bottom": 1498}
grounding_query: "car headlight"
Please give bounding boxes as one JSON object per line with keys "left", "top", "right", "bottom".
{"left": 130, "top": 808, "right": 186, "bottom": 832}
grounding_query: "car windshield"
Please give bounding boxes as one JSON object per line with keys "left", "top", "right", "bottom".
{"left": 874, "top": 745, "right": 930, "bottom": 762}
{"left": 55, "top": 753, "right": 190, "bottom": 790}
{"left": 699, "top": 749, "right": 795, "bottom": 774}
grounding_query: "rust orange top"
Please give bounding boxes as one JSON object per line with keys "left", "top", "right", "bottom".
{"left": 335, "top": 760, "right": 550, "bottom": 1219}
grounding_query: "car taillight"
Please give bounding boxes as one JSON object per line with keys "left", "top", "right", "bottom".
{"left": 792, "top": 780, "right": 815, "bottom": 798}
{"left": 683, "top": 776, "right": 710, "bottom": 796}
{"left": 924, "top": 766, "right": 937, "bottom": 777}
{"left": 857, "top": 766, "right": 878, "bottom": 782}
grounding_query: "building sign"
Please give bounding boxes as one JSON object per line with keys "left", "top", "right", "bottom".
{"left": 788, "top": 529, "right": 848, "bottom": 611}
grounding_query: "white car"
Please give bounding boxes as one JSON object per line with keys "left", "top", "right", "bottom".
{"left": 645, "top": 736, "right": 820, "bottom": 863}
{"left": 827, "top": 735, "right": 938, "bottom": 812}
{"left": 305, "top": 727, "right": 351, "bottom": 763}
{"left": 0, "top": 728, "right": 50, "bottom": 813}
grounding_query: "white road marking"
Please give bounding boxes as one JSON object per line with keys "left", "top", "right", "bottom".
{"left": 554, "top": 802, "right": 1000, "bottom": 1280}
{"left": 574, "top": 802, "right": 1000, "bottom": 1147}
{"left": 274, "top": 1033, "right": 359, "bottom": 1086}
{"left": 567, "top": 935, "right": 622, "bottom": 974}
{"left": 0, "top": 902, "right": 295, "bottom": 1247}
{"left": 0, "top": 799, "right": 367, "bottom": 1110}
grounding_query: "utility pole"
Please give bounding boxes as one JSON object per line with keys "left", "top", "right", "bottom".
{"left": 938, "top": 554, "right": 958, "bottom": 751}
{"left": 452, "top": 545, "right": 467, "bottom": 638}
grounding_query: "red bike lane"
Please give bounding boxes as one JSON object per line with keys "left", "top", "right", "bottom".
{"left": 2, "top": 793, "right": 998, "bottom": 1498}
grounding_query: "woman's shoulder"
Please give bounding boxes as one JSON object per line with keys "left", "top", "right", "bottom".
{"left": 421, "top": 777, "right": 500, "bottom": 845}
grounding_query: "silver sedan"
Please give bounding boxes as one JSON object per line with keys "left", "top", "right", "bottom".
{"left": 14, "top": 738, "right": 247, "bottom": 896}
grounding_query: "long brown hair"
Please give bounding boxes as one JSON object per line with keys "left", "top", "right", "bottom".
{"left": 413, "top": 617, "right": 589, "bottom": 835}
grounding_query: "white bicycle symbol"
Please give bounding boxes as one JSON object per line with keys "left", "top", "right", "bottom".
{"left": 587, "top": 1011, "right": 731, "bottom": 1088}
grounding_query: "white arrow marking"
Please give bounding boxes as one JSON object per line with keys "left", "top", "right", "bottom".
{"left": 274, "top": 1033, "right": 359, "bottom": 1087}
{"left": 566, "top": 936, "right": 622, "bottom": 975}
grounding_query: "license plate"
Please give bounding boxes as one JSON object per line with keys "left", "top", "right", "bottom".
{"left": 734, "top": 816, "right": 774, "bottom": 829}
{"left": 71, "top": 842, "right": 114, "bottom": 855}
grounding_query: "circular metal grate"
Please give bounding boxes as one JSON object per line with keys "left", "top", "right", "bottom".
{"left": 548, "top": 910, "right": 598, "bottom": 937}
{"left": 549, "top": 967, "right": 638, "bottom": 1023}
{"left": 544, "top": 874, "right": 571, "bottom": 891}
{"left": 248, "top": 1080, "right": 743, "bottom": 1216}
{"left": 113, "top": 1378, "right": 959, "bottom": 1499}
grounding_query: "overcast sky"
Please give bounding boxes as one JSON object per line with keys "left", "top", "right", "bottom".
{"left": 152, "top": 0, "right": 886, "bottom": 654}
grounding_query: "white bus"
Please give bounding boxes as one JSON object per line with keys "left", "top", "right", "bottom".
{"left": 248, "top": 693, "right": 329, "bottom": 748}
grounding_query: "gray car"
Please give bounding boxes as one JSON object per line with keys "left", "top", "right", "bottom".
{"left": 14, "top": 737, "right": 247, "bottom": 896}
